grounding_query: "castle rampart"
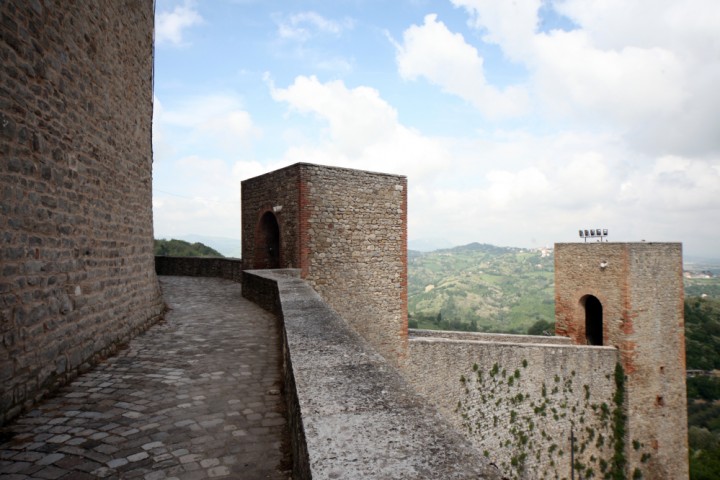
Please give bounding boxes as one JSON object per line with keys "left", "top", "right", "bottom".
{"left": 0, "top": 1, "right": 163, "bottom": 424}
{"left": 242, "top": 268, "right": 502, "bottom": 479}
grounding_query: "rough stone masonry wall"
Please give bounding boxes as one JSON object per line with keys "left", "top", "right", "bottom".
{"left": 242, "top": 269, "right": 502, "bottom": 479}
{"left": 555, "top": 243, "right": 689, "bottom": 479}
{"left": 406, "top": 335, "right": 619, "bottom": 480}
{"left": 300, "top": 164, "right": 408, "bottom": 368}
{"left": 241, "top": 165, "right": 301, "bottom": 270}
{"left": 155, "top": 256, "right": 244, "bottom": 283}
{"left": 0, "top": 1, "right": 163, "bottom": 425}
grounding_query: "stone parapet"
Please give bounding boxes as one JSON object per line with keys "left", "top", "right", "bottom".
{"left": 410, "top": 328, "right": 573, "bottom": 345}
{"left": 155, "top": 256, "right": 244, "bottom": 282}
{"left": 242, "top": 269, "right": 502, "bottom": 479}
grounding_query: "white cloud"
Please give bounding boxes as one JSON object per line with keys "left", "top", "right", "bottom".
{"left": 276, "top": 11, "right": 354, "bottom": 42}
{"left": 156, "top": 1, "right": 203, "bottom": 46}
{"left": 393, "top": 14, "right": 529, "bottom": 118}
{"left": 154, "top": 94, "right": 260, "bottom": 157}
{"left": 153, "top": 156, "right": 268, "bottom": 240}
{"left": 451, "top": 0, "right": 541, "bottom": 61}
{"left": 414, "top": 0, "right": 720, "bottom": 158}
{"left": 269, "top": 75, "right": 450, "bottom": 178}
{"left": 263, "top": 73, "right": 720, "bottom": 254}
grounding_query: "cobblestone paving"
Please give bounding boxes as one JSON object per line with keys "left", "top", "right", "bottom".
{"left": 0, "top": 276, "right": 291, "bottom": 479}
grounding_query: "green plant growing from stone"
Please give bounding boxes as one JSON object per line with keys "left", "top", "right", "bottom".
{"left": 455, "top": 358, "right": 622, "bottom": 480}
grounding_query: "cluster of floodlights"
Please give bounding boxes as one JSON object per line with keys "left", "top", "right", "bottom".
{"left": 579, "top": 228, "right": 608, "bottom": 242}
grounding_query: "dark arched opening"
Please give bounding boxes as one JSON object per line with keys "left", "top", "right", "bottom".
{"left": 254, "top": 211, "right": 280, "bottom": 269}
{"left": 581, "top": 295, "right": 603, "bottom": 346}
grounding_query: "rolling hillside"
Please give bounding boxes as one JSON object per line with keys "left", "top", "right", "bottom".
{"left": 408, "top": 243, "right": 555, "bottom": 333}
{"left": 408, "top": 242, "right": 720, "bottom": 334}
{"left": 154, "top": 238, "right": 224, "bottom": 257}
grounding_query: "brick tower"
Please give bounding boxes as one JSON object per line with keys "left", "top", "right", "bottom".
{"left": 554, "top": 242, "right": 688, "bottom": 479}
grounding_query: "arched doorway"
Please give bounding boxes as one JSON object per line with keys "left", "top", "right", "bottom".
{"left": 254, "top": 211, "right": 280, "bottom": 269}
{"left": 581, "top": 295, "right": 603, "bottom": 346}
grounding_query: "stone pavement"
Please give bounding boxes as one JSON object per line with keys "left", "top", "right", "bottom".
{"left": 0, "top": 276, "right": 291, "bottom": 479}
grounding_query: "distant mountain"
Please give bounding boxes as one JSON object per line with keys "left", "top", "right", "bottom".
{"left": 154, "top": 239, "right": 223, "bottom": 258}
{"left": 180, "top": 234, "right": 241, "bottom": 258}
{"left": 408, "top": 237, "right": 454, "bottom": 252}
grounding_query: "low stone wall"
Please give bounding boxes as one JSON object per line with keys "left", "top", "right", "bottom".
{"left": 242, "top": 269, "right": 502, "bottom": 480}
{"left": 410, "top": 328, "right": 573, "bottom": 345}
{"left": 406, "top": 334, "right": 620, "bottom": 480}
{"left": 155, "top": 256, "right": 244, "bottom": 282}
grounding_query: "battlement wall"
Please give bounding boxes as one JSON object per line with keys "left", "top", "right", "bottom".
{"left": 405, "top": 334, "right": 620, "bottom": 479}
{"left": 242, "top": 269, "right": 502, "bottom": 479}
{"left": 0, "top": 1, "right": 163, "bottom": 425}
{"left": 155, "top": 256, "right": 244, "bottom": 282}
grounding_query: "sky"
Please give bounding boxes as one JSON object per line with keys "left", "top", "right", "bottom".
{"left": 152, "top": 0, "right": 720, "bottom": 258}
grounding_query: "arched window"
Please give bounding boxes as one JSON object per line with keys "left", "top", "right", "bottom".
{"left": 581, "top": 295, "right": 603, "bottom": 346}
{"left": 254, "top": 211, "right": 280, "bottom": 269}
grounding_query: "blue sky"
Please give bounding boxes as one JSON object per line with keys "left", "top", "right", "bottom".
{"left": 152, "top": 0, "right": 720, "bottom": 258}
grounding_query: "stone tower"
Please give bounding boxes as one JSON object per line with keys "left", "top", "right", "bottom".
{"left": 554, "top": 242, "right": 688, "bottom": 479}
{"left": 0, "top": 1, "right": 163, "bottom": 424}
{"left": 241, "top": 163, "right": 408, "bottom": 367}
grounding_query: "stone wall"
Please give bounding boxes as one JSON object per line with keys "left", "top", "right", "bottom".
{"left": 242, "top": 269, "right": 502, "bottom": 479}
{"left": 241, "top": 163, "right": 408, "bottom": 368}
{"left": 555, "top": 242, "right": 689, "bottom": 479}
{"left": 241, "top": 165, "right": 301, "bottom": 270}
{"left": 0, "top": 1, "right": 163, "bottom": 425}
{"left": 155, "top": 256, "right": 244, "bottom": 283}
{"left": 406, "top": 334, "right": 619, "bottom": 479}
{"left": 410, "top": 328, "right": 573, "bottom": 345}
{"left": 300, "top": 164, "right": 408, "bottom": 367}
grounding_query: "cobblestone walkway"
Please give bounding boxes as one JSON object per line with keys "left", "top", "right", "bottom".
{"left": 0, "top": 276, "right": 290, "bottom": 480}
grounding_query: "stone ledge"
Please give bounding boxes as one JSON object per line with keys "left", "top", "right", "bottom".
{"left": 243, "top": 269, "right": 502, "bottom": 480}
{"left": 410, "top": 328, "right": 574, "bottom": 345}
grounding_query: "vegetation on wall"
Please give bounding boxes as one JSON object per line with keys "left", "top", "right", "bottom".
{"left": 455, "top": 358, "right": 635, "bottom": 479}
{"left": 154, "top": 239, "right": 223, "bottom": 257}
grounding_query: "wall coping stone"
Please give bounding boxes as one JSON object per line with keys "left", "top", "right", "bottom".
{"left": 243, "top": 269, "right": 502, "bottom": 479}
{"left": 410, "top": 334, "right": 617, "bottom": 351}
{"left": 410, "top": 328, "right": 574, "bottom": 345}
{"left": 241, "top": 162, "right": 407, "bottom": 185}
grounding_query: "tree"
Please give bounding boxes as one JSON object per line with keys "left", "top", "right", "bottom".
{"left": 527, "top": 319, "right": 554, "bottom": 336}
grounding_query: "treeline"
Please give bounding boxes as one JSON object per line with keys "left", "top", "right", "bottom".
{"left": 154, "top": 239, "right": 223, "bottom": 257}
{"left": 685, "top": 297, "right": 720, "bottom": 479}
{"left": 408, "top": 312, "right": 479, "bottom": 332}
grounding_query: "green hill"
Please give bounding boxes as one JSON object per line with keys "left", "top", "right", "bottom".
{"left": 408, "top": 243, "right": 554, "bottom": 333}
{"left": 408, "top": 242, "right": 720, "bottom": 334}
{"left": 154, "top": 238, "right": 223, "bottom": 257}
